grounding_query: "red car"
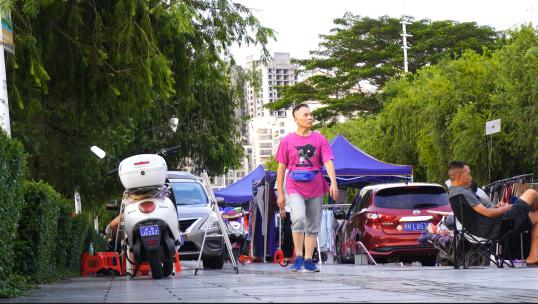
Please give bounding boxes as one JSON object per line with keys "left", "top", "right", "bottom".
{"left": 335, "top": 182, "right": 452, "bottom": 265}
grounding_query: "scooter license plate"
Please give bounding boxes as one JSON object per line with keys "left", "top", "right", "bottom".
{"left": 139, "top": 225, "right": 160, "bottom": 237}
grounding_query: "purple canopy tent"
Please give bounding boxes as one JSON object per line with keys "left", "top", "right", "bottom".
{"left": 214, "top": 166, "right": 277, "bottom": 261}
{"left": 322, "top": 134, "right": 413, "bottom": 185}
{"left": 214, "top": 165, "right": 266, "bottom": 204}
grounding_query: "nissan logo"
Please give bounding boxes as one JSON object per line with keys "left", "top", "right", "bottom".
{"left": 413, "top": 210, "right": 420, "bottom": 215}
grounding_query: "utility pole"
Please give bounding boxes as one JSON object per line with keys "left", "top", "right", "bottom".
{"left": 0, "top": 9, "right": 14, "bottom": 136}
{"left": 0, "top": 15, "right": 10, "bottom": 136}
{"left": 400, "top": 16, "right": 412, "bottom": 73}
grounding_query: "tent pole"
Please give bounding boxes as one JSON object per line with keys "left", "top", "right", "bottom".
{"left": 263, "top": 181, "right": 269, "bottom": 263}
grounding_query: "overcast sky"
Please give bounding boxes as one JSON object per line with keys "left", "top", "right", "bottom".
{"left": 231, "top": 0, "right": 536, "bottom": 65}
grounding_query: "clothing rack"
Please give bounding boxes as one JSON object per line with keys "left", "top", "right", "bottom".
{"left": 322, "top": 204, "right": 351, "bottom": 209}
{"left": 484, "top": 173, "right": 534, "bottom": 190}
{"left": 482, "top": 173, "right": 534, "bottom": 261}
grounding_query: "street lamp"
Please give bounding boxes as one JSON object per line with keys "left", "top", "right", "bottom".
{"left": 169, "top": 117, "right": 179, "bottom": 133}
{"left": 90, "top": 145, "right": 106, "bottom": 159}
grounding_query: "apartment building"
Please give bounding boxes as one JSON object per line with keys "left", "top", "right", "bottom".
{"left": 241, "top": 53, "right": 299, "bottom": 167}
{"left": 213, "top": 53, "right": 329, "bottom": 189}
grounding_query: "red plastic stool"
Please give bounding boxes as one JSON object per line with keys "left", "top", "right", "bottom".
{"left": 97, "top": 252, "right": 122, "bottom": 275}
{"left": 123, "top": 251, "right": 181, "bottom": 276}
{"left": 81, "top": 253, "right": 103, "bottom": 276}
{"left": 174, "top": 250, "right": 181, "bottom": 273}
{"left": 239, "top": 255, "right": 254, "bottom": 264}
{"left": 138, "top": 262, "right": 151, "bottom": 276}
{"left": 273, "top": 249, "right": 284, "bottom": 264}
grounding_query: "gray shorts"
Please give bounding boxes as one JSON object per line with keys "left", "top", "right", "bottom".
{"left": 287, "top": 193, "right": 323, "bottom": 236}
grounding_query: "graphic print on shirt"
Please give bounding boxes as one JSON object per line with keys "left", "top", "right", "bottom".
{"left": 294, "top": 144, "right": 316, "bottom": 167}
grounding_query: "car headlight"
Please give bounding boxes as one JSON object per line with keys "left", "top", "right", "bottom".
{"left": 201, "top": 213, "right": 219, "bottom": 231}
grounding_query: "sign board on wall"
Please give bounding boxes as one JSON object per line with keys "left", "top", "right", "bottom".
{"left": 0, "top": 6, "right": 12, "bottom": 136}
{"left": 485, "top": 119, "right": 501, "bottom": 135}
{"left": 0, "top": 7, "right": 14, "bottom": 54}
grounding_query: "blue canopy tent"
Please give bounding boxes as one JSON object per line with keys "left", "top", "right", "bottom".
{"left": 214, "top": 165, "right": 266, "bottom": 204}
{"left": 322, "top": 134, "right": 413, "bottom": 186}
{"left": 214, "top": 165, "right": 274, "bottom": 261}
{"left": 214, "top": 165, "right": 277, "bottom": 261}
{"left": 250, "top": 171, "right": 277, "bottom": 261}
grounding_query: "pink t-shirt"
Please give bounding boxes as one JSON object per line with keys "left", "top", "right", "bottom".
{"left": 275, "top": 131, "right": 334, "bottom": 198}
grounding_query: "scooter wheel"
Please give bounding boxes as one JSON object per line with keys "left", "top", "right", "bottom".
{"left": 148, "top": 249, "right": 163, "bottom": 279}
{"left": 162, "top": 255, "right": 174, "bottom": 277}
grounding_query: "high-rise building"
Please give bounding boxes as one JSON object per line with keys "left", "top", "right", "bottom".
{"left": 241, "top": 53, "right": 300, "bottom": 168}
{"left": 212, "top": 53, "right": 327, "bottom": 189}
{"left": 244, "top": 52, "right": 298, "bottom": 119}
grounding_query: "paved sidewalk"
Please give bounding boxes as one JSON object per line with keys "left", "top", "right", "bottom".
{"left": 2, "top": 261, "right": 538, "bottom": 303}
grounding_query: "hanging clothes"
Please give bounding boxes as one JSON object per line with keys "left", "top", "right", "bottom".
{"left": 485, "top": 174, "right": 534, "bottom": 206}
{"left": 319, "top": 209, "right": 337, "bottom": 256}
{"left": 320, "top": 209, "right": 328, "bottom": 251}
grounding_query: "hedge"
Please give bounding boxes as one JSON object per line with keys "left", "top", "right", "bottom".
{"left": 14, "top": 181, "right": 63, "bottom": 281}
{"left": 0, "top": 130, "right": 26, "bottom": 297}
{"left": 0, "top": 130, "right": 106, "bottom": 297}
{"left": 12, "top": 180, "right": 108, "bottom": 279}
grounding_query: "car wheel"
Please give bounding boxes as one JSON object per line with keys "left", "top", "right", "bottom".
{"left": 203, "top": 251, "right": 224, "bottom": 269}
{"left": 336, "top": 238, "right": 349, "bottom": 264}
{"left": 420, "top": 256, "right": 437, "bottom": 266}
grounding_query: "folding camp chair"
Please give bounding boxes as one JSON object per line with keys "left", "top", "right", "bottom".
{"left": 449, "top": 194, "right": 515, "bottom": 269}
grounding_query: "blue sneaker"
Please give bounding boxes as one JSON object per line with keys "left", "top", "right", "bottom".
{"left": 290, "top": 256, "right": 304, "bottom": 272}
{"left": 303, "top": 259, "right": 320, "bottom": 272}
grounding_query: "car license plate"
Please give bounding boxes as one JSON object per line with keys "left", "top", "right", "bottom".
{"left": 139, "top": 225, "right": 160, "bottom": 237}
{"left": 403, "top": 221, "right": 429, "bottom": 231}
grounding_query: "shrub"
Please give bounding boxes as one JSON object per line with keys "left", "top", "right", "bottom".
{"left": 13, "top": 181, "right": 61, "bottom": 282}
{"left": 10, "top": 180, "right": 104, "bottom": 296}
{"left": 66, "top": 215, "right": 91, "bottom": 271}
{"left": 55, "top": 201, "right": 74, "bottom": 272}
{"left": 0, "top": 130, "right": 26, "bottom": 297}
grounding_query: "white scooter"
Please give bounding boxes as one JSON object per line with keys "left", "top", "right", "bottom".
{"left": 115, "top": 153, "right": 182, "bottom": 279}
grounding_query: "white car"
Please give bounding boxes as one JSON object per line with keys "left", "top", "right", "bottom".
{"left": 167, "top": 171, "right": 225, "bottom": 269}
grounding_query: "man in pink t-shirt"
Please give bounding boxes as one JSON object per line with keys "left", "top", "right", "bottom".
{"left": 275, "top": 104, "right": 338, "bottom": 272}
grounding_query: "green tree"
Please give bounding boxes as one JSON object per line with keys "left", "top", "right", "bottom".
{"left": 6, "top": 0, "right": 273, "bottom": 206}
{"left": 308, "top": 25, "right": 538, "bottom": 186}
{"left": 491, "top": 25, "right": 538, "bottom": 179}
{"left": 323, "top": 50, "right": 499, "bottom": 184}
{"left": 319, "top": 115, "right": 380, "bottom": 156}
{"left": 264, "top": 155, "right": 278, "bottom": 171}
{"left": 268, "top": 14, "right": 500, "bottom": 126}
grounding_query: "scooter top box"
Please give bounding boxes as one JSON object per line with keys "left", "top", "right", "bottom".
{"left": 119, "top": 154, "right": 168, "bottom": 190}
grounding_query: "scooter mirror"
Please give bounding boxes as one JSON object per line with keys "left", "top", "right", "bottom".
{"left": 90, "top": 145, "right": 106, "bottom": 159}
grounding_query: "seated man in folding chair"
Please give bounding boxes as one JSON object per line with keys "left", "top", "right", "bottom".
{"left": 447, "top": 160, "right": 538, "bottom": 265}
